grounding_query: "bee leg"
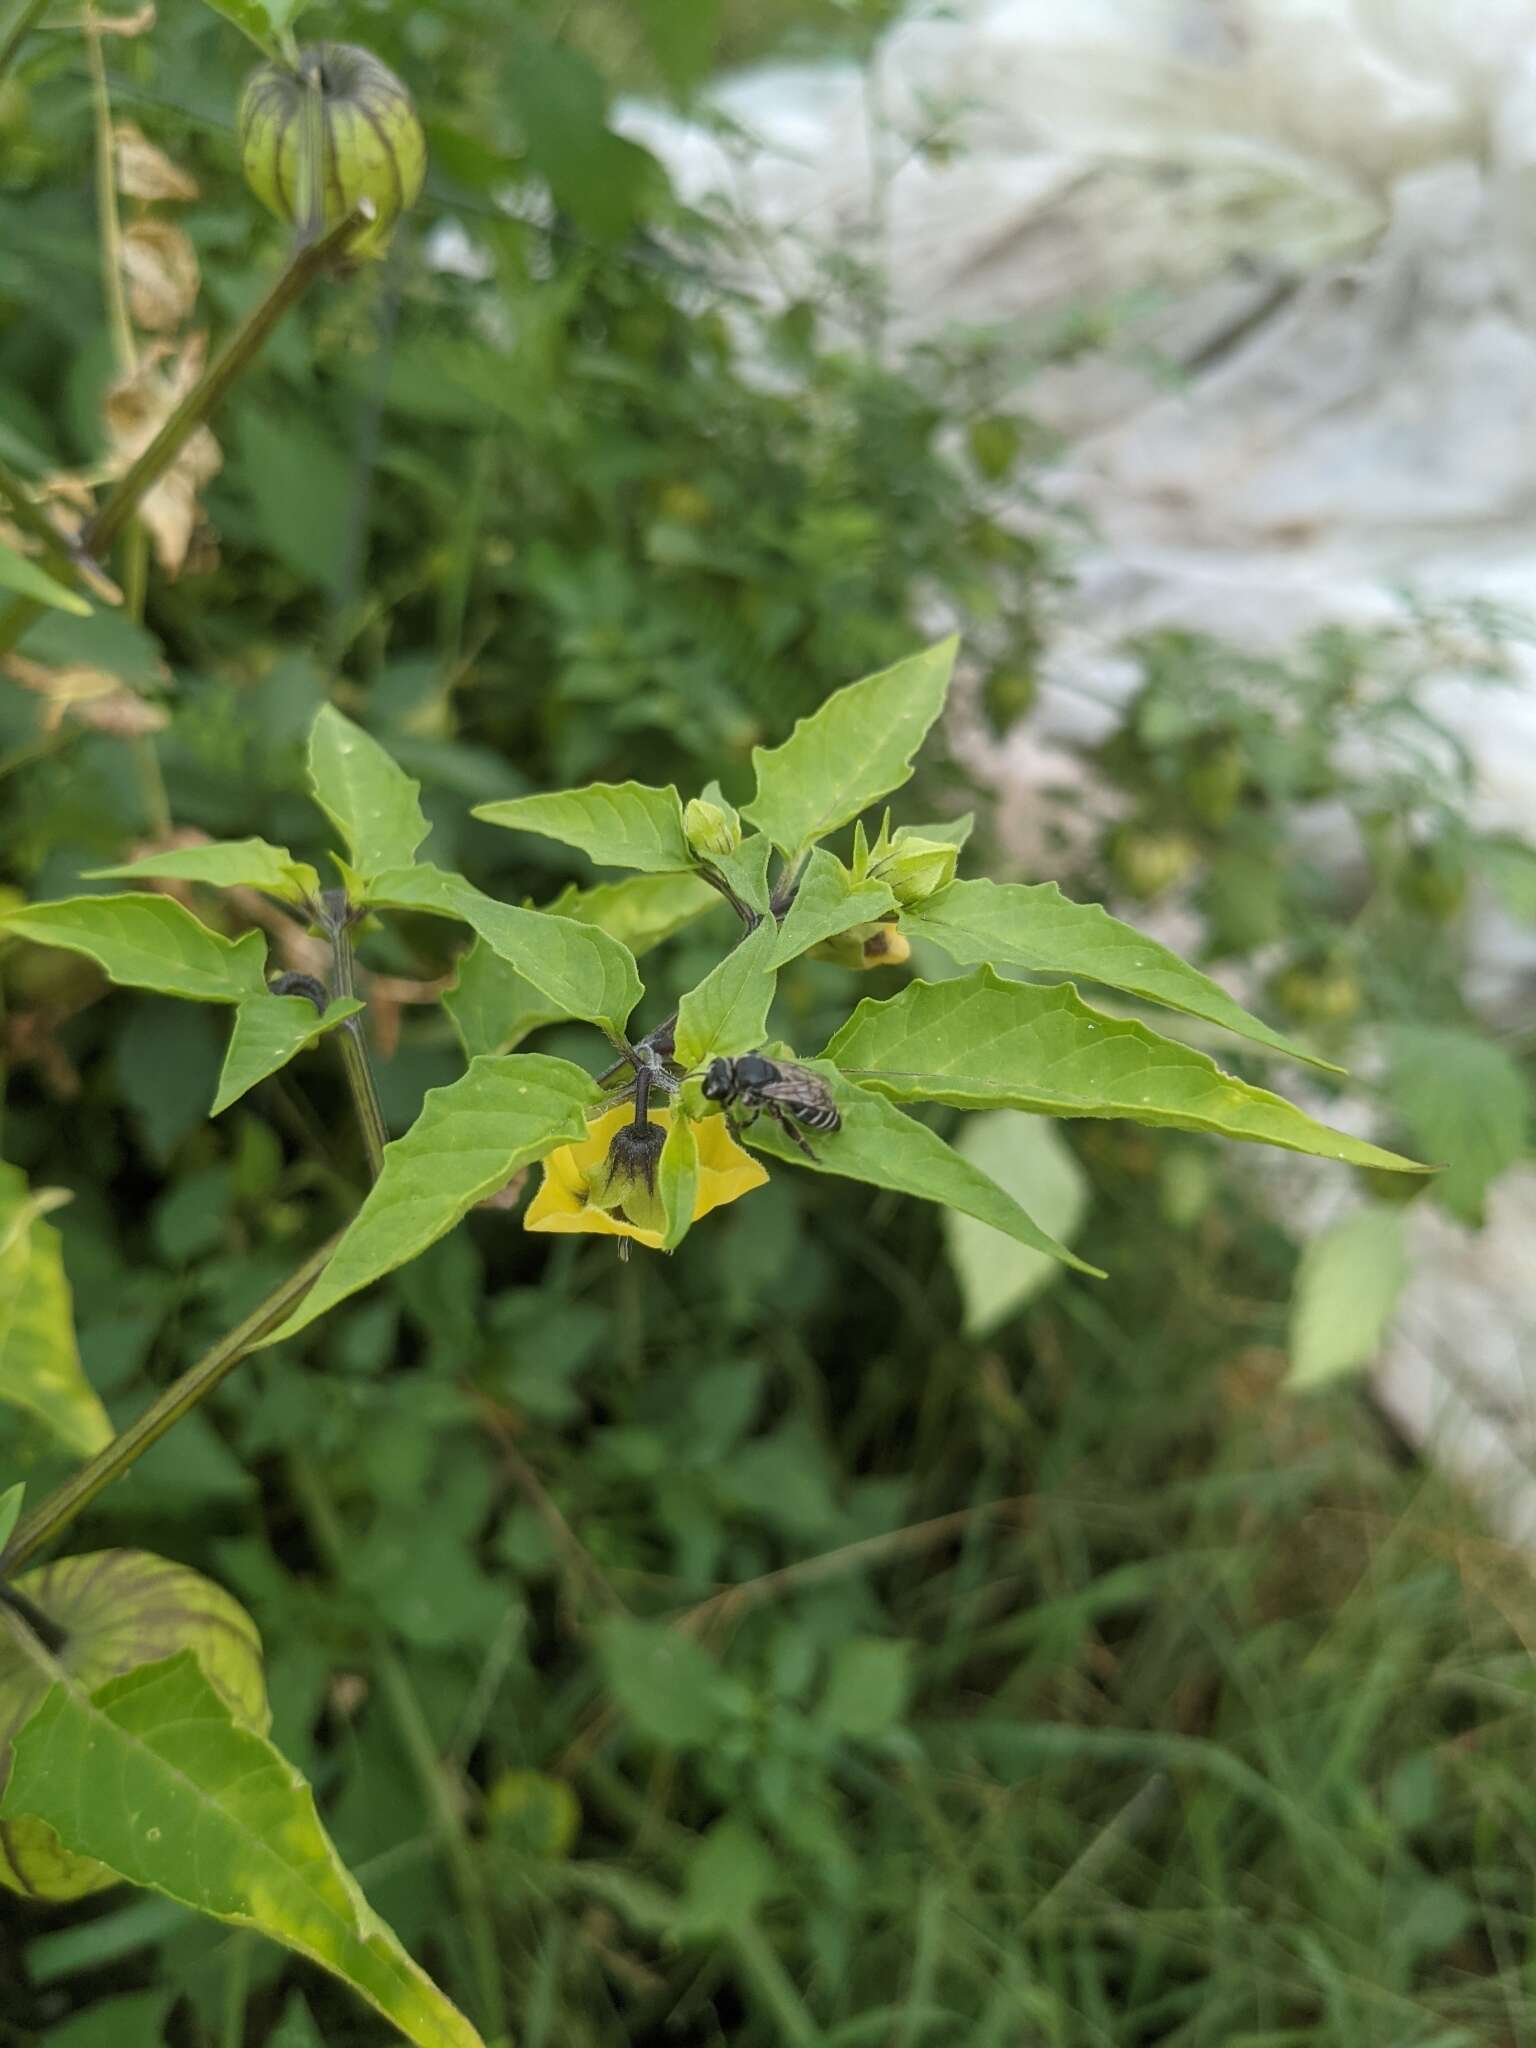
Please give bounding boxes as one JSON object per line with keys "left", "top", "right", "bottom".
{"left": 768, "top": 1103, "right": 820, "bottom": 1162}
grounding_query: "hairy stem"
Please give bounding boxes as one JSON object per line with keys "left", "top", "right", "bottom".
{"left": 1, "top": 1233, "right": 342, "bottom": 1574}
{"left": 289, "top": 1456, "right": 508, "bottom": 2040}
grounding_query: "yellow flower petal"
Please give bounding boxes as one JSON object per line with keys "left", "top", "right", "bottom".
{"left": 524, "top": 1100, "right": 768, "bottom": 1252}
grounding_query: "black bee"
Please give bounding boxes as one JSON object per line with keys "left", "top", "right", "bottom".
{"left": 701, "top": 1053, "right": 842, "bottom": 1159}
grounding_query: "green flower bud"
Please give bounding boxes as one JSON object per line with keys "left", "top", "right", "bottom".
{"left": 870, "top": 830, "right": 959, "bottom": 908}
{"left": 684, "top": 794, "right": 742, "bottom": 861}
{"left": 239, "top": 43, "right": 427, "bottom": 261}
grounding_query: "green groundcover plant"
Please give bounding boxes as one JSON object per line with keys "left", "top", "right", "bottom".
{"left": 0, "top": 632, "right": 1424, "bottom": 2044}
{"left": 0, "top": 3, "right": 1445, "bottom": 2042}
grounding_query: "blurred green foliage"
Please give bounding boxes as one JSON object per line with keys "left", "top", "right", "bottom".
{"left": 2, "top": 2, "right": 1536, "bottom": 2045}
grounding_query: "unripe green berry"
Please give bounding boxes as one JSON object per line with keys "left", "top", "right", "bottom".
{"left": 238, "top": 43, "right": 427, "bottom": 261}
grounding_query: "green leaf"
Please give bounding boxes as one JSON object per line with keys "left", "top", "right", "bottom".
{"left": 196, "top": 0, "right": 305, "bottom": 57}
{"left": 442, "top": 940, "right": 564, "bottom": 1060}
{"left": 943, "top": 1113, "right": 1089, "bottom": 1336}
{"left": 905, "top": 878, "right": 1336, "bottom": 1071}
{"left": 816, "top": 1638, "right": 913, "bottom": 1739}
{"left": 0, "top": 540, "right": 89, "bottom": 616}
{"left": 0, "top": 1169, "right": 111, "bottom": 1459}
{"left": 1287, "top": 1207, "right": 1410, "bottom": 1390}
{"left": 1386, "top": 1026, "right": 1528, "bottom": 1224}
{"left": 369, "top": 866, "right": 642, "bottom": 1038}
{"left": 658, "top": 1114, "right": 700, "bottom": 1252}
{"left": 824, "top": 969, "right": 1422, "bottom": 1171}
{"left": 211, "top": 996, "right": 363, "bottom": 1117}
{"left": 742, "top": 638, "right": 958, "bottom": 854}
{"left": 674, "top": 920, "right": 779, "bottom": 1069}
{"left": 266, "top": 1055, "right": 601, "bottom": 1343}
{"left": 677, "top": 1817, "right": 774, "bottom": 1939}
{"left": 592, "top": 1616, "right": 744, "bottom": 1749}
{"left": 0, "top": 1650, "right": 484, "bottom": 2048}
{"left": 88, "top": 838, "right": 321, "bottom": 905}
{"left": 548, "top": 870, "right": 718, "bottom": 957}
{"left": 905, "top": 814, "right": 974, "bottom": 852}
{"left": 472, "top": 782, "right": 691, "bottom": 874}
{"left": 308, "top": 707, "right": 429, "bottom": 885}
{"left": 1477, "top": 834, "right": 1536, "bottom": 922}
{"left": 704, "top": 833, "right": 773, "bottom": 915}
{"left": 0, "top": 1485, "right": 22, "bottom": 1557}
{"left": 635, "top": 0, "right": 722, "bottom": 96}
{"left": 0, "top": 896, "right": 268, "bottom": 1005}
{"left": 738, "top": 1064, "right": 1101, "bottom": 1275}
{"left": 769, "top": 849, "right": 896, "bottom": 968}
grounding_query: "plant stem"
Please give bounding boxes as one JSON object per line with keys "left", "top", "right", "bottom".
{"left": 0, "top": 1233, "right": 342, "bottom": 1574}
{"left": 85, "top": 4, "right": 135, "bottom": 380}
{"left": 0, "top": 206, "right": 365, "bottom": 662}
{"left": 0, "top": 0, "right": 51, "bottom": 85}
{"left": 325, "top": 899, "right": 388, "bottom": 1180}
{"left": 289, "top": 1456, "right": 508, "bottom": 2041}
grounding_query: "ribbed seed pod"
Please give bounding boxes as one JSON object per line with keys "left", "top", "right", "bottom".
{"left": 238, "top": 43, "right": 427, "bottom": 261}
{"left": 0, "top": 1550, "right": 269, "bottom": 1899}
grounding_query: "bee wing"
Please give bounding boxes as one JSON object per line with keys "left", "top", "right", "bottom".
{"left": 758, "top": 1064, "right": 840, "bottom": 1111}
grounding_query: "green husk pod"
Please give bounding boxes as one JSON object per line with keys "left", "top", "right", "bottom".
{"left": 0, "top": 1550, "right": 269, "bottom": 1899}
{"left": 239, "top": 43, "right": 427, "bottom": 261}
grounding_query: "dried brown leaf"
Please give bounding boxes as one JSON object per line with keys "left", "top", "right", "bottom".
{"left": 121, "top": 218, "right": 200, "bottom": 332}
{"left": 114, "top": 121, "right": 198, "bottom": 202}
{"left": 3, "top": 653, "right": 167, "bottom": 737}
{"left": 103, "top": 336, "right": 222, "bottom": 576}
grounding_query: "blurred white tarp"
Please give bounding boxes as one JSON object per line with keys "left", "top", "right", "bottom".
{"left": 625, "top": 0, "right": 1536, "bottom": 1532}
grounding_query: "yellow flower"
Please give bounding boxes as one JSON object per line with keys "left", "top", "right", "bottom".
{"left": 524, "top": 1104, "right": 768, "bottom": 1252}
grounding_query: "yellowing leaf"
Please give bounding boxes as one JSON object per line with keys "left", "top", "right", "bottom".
{"left": 0, "top": 895, "right": 269, "bottom": 1004}
{"left": 0, "top": 1650, "right": 484, "bottom": 2048}
{"left": 0, "top": 1168, "right": 111, "bottom": 1460}
{"left": 267, "top": 1054, "right": 601, "bottom": 1342}
{"left": 743, "top": 638, "right": 957, "bottom": 855}
{"left": 473, "top": 781, "right": 692, "bottom": 874}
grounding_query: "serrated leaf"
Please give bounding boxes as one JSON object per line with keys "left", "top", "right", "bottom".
{"left": 742, "top": 638, "right": 957, "bottom": 854}
{"left": 674, "top": 920, "right": 779, "bottom": 1069}
{"left": 1286, "top": 1207, "right": 1409, "bottom": 1390}
{"left": 658, "top": 1114, "right": 700, "bottom": 1251}
{"left": 549, "top": 870, "right": 718, "bottom": 957}
{"left": 0, "top": 1486, "right": 22, "bottom": 1557}
{"left": 770, "top": 848, "right": 896, "bottom": 968}
{"left": 369, "top": 866, "right": 642, "bottom": 1038}
{"left": 0, "top": 541, "right": 89, "bottom": 616}
{"left": 943, "top": 1113, "right": 1088, "bottom": 1335}
{"left": 442, "top": 940, "right": 564, "bottom": 1060}
{"left": 824, "top": 969, "right": 1422, "bottom": 1170}
{"left": 0, "top": 895, "right": 268, "bottom": 1004}
{"left": 472, "top": 782, "right": 691, "bottom": 874}
{"left": 266, "top": 1055, "right": 601, "bottom": 1342}
{"left": 0, "top": 1650, "right": 483, "bottom": 2048}
{"left": 88, "top": 838, "right": 321, "bottom": 905}
{"left": 738, "top": 1063, "right": 1100, "bottom": 1275}
{"left": 1386, "top": 1026, "right": 1528, "bottom": 1224}
{"left": 0, "top": 1169, "right": 111, "bottom": 1460}
{"left": 211, "top": 996, "right": 363, "bottom": 1117}
{"left": 308, "top": 707, "right": 429, "bottom": 884}
{"left": 905, "top": 877, "right": 1334, "bottom": 1070}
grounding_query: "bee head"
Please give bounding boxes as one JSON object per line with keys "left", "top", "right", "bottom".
{"left": 700, "top": 1058, "right": 735, "bottom": 1103}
